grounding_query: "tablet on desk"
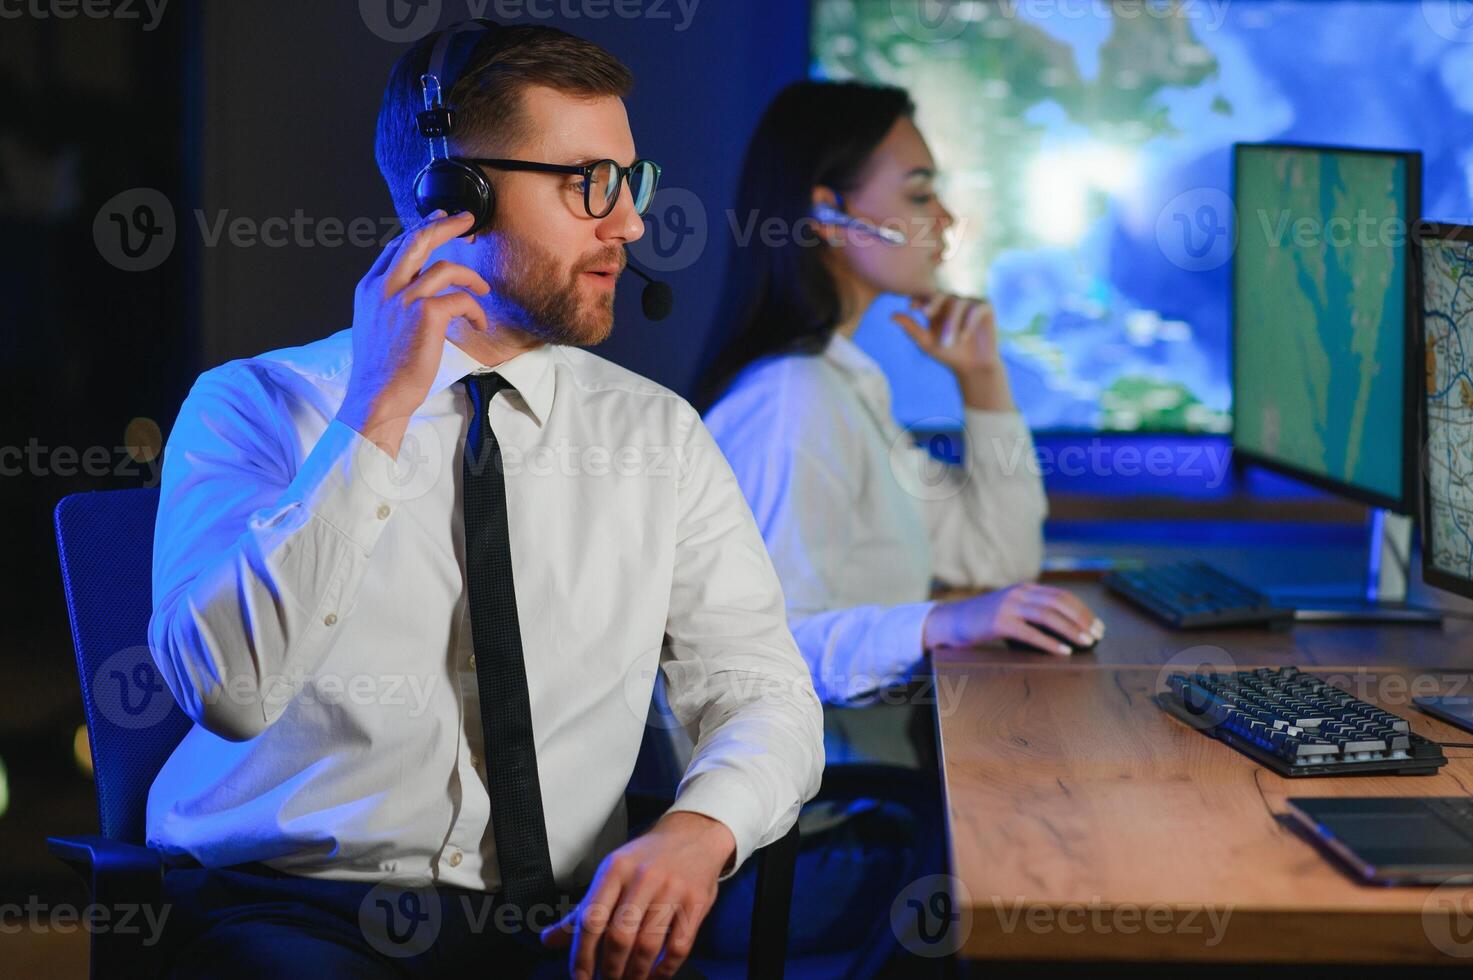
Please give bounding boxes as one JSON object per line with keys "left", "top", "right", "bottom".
{"left": 1287, "top": 797, "right": 1473, "bottom": 885}
{"left": 1414, "top": 696, "right": 1473, "bottom": 737}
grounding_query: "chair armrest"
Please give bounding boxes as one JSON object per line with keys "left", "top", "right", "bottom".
{"left": 47, "top": 835, "right": 164, "bottom": 885}
{"left": 748, "top": 821, "right": 798, "bottom": 980}
{"left": 47, "top": 835, "right": 167, "bottom": 980}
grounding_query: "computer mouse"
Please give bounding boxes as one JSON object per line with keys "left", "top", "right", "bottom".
{"left": 1005, "top": 620, "right": 1099, "bottom": 655}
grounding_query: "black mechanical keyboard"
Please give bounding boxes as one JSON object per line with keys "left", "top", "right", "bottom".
{"left": 1158, "top": 666, "right": 1446, "bottom": 776}
{"left": 1104, "top": 560, "right": 1294, "bottom": 629}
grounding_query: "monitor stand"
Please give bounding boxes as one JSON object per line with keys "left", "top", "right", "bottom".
{"left": 1282, "top": 510, "right": 1444, "bottom": 625}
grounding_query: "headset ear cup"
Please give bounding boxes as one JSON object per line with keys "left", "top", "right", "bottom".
{"left": 412, "top": 159, "right": 495, "bottom": 236}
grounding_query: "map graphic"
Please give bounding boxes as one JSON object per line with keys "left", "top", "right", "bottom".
{"left": 812, "top": 0, "right": 1473, "bottom": 431}
{"left": 1424, "top": 236, "right": 1473, "bottom": 581}
{"left": 1232, "top": 147, "right": 1408, "bottom": 501}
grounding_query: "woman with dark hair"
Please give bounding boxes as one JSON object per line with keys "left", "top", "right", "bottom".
{"left": 701, "top": 80, "right": 1105, "bottom": 720}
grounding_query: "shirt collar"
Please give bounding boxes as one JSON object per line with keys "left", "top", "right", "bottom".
{"left": 821, "top": 329, "right": 886, "bottom": 380}
{"left": 428, "top": 337, "right": 556, "bottom": 427}
{"left": 821, "top": 329, "right": 895, "bottom": 426}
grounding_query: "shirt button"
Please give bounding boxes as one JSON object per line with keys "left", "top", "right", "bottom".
{"left": 376, "top": 504, "right": 391, "bottom": 520}
{"left": 469, "top": 755, "right": 480, "bottom": 769}
{"left": 468, "top": 654, "right": 476, "bottom": 669}
{"left": 323, "top": 613, "right": 338, "bottom": 626}
{"left": 448, "top": 850, "right": 463, "bottom": 867}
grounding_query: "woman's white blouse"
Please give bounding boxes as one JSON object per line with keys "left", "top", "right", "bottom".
{"left": 704, "top": 330, "right": 1047, "bottom": 704}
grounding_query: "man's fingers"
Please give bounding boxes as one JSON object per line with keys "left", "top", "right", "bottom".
{"left": 623, "top": 888, "right": 680, "bottom": 980}
{"left": 403, "top": 260, "right": 492, "bottom": 301}
{"left": 572, "top": 872, "right": 624, "bottom": 980}
{"left": 600, "top": 869, "right": 664, "bottom": 980}
{"left": 384, "top": 210, "right": 477, "bottom": 295}
{"left": 423, "top": 291, "right": 489, "bottom": 335}
{"left": 652, "top": 888, "right": 709, "bottom": 980}
{"left": 364, "top": 209, "right": 436, "bottom": 281}
{"left": 539, "top": 910, "right": 576, "bottom": 950}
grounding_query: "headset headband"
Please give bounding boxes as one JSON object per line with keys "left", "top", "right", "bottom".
{"left": 427, "top": 19, "right": 497, "bottom": 102}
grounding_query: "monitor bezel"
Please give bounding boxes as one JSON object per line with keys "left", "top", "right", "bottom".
{"left": 1417, "top": 221, "right": 1473, "bottom": 600}
{"left": 1229, "top": 141, "right": 1423, "bottom": 515}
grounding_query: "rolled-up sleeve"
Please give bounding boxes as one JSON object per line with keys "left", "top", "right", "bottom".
{"left": 659, "top": 405, "right": 824, "bottom": 878}
{"left": 148, "top": 365, "right": 396, "bottom": 741}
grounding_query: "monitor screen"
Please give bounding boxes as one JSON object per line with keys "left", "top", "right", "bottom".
{"left": 1420, "top": 223, "right": 1473, "bottom": 598}
{"left": 810, "top": 0, "right": 1473, "bottom": 433}
{"left": 1231, "top": 143, "right": 1418, "bottom": 511}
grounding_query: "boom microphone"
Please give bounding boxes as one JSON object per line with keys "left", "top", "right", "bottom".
{"left": 623, "top": 255, "right": 674, "bottom": 322}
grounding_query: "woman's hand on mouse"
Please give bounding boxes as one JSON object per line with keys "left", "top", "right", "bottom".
{"left": 923, "top": 583, "right": 1105, "bottom": 657}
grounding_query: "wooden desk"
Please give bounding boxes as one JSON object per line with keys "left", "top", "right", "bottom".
{"left": 932, "top": 661, "right": 1473, "bottom": 964}
{"left": 934, "top": 581, "right": 1473, "bottom": 670}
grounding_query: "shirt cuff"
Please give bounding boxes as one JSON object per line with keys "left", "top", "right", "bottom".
{"left": 281, "top": 418, "right": 398, "bottom": 554}
{"left": 810, "top": 599, "right": 937, "bottom": 702}
{"left": 664, "top": 770, "right": 774, "bottom": 882}
{"left": 962, "top": 408, "right": 1032, "bottom": 465}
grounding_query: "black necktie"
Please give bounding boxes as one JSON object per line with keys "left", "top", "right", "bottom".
{"left": 459, "top": 372, "right": 556, "bottom": 911}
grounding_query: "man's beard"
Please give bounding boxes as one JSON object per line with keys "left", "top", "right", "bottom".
{"left": 481, "top": 231, "right": 622, "bottom": 346}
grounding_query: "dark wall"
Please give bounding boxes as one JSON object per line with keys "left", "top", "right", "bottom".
{"left": 197, "top": 0, "right": 811, "bottom": 395}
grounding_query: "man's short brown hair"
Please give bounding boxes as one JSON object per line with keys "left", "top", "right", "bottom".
{"left": 375, "top": 23, "right": 633, "bottom": 227}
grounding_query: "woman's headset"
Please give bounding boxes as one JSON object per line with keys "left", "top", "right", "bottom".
{"left": 412, "top": 19, "right": 502, "bottom": 235}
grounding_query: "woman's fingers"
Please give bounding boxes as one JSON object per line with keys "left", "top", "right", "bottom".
{"left": 1029, "top": 585, "right": 1104, "bottom": 638}
{"left": 1001, "top": 616, "right": 1074, "bottom": 657}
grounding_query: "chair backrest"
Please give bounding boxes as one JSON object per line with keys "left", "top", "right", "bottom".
{"left": 54, "top": 486, "right": 190, "bottom": 844}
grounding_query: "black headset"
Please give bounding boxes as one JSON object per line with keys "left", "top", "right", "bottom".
{"left": 412, "top": 19, "right": 502, "bottom": 235}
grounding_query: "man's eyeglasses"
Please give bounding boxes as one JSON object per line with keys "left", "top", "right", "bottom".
{"left": 461, "top": 158, "right": 662, "bottom": 219}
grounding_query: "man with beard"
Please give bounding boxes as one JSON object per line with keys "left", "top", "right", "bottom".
{"left": 145, "top": 22, "right": 823, "bottom": 980}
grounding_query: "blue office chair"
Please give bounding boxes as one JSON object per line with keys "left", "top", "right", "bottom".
{"left": 49, "top": 487, "right": 799, "bottom": 979}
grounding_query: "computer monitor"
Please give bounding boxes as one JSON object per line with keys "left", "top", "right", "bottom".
{"left": 1231, "top": 142, "right": 1422, "bottom": 514}
{"left": 1418, "top": 222, "right": 1473, "bottom": 600}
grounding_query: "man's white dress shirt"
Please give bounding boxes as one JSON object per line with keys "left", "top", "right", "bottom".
{"left": 146, "top": 328, "right": 823, "bottom": 893}
{"left": 703, "top": 330, "right": 1047, "bottom": 706}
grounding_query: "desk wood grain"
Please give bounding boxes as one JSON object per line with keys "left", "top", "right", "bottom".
{"left": 933, "top": 662, "right": 1473, "bottom": 963}
{"left": 932, "top": 581, "right": 1473, "bottom": 670}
